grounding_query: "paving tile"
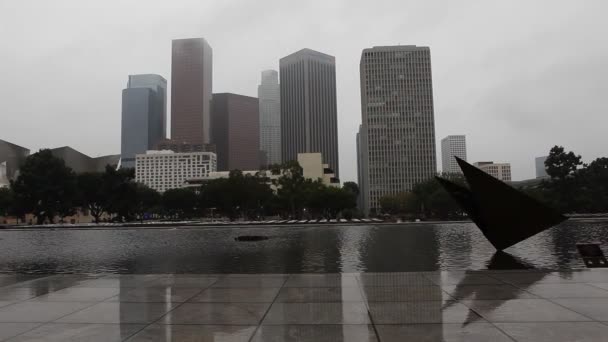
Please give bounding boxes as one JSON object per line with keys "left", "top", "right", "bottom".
{"left": 358, "top": 273, "right": 436, "bottom": 287}
{"left": 6, "top": 323, "right": 144, "bottom": 342}
{"left": 190, "top": 287, "right": 280, "bottom": 303}
{"left": 376, "top": 323, "right": 513, "bottom": 342}
{"left": 0, "top": 323, "right": 41, "bottom": 341}
{"left": 263, "top": 302, "right": 370, "bottom": 324}
{"left": 251, "top": 324, "right": 378, "bottom": 342}
{"left": 142, "top": 276, "right": 218, "bottom": 288}
{"left": 0, "top": 302, "right": 94, "bottom": 323}
{"left": 360, "top": 286, "right": 450, "bottom": 301}
{"left": 211, "top": 276, "right": 286, "bottom": 288}
{"left": 553, "top": 298, "right": 608, "bottom": 321}
{"left": 126, "top": 324, "right": 256, "bottom": 342}
{"left": 7, "top": 278, "right": 91, "bottom": 291}
{"left": 30, "top": 287, "right": 122, "bottom": 302}
{"left": 284, "top": 274, "right": 358, "bottom": 288}
{"left": 276, "top": 287, "right": 364, "bottom": 302}
{"left": 589, "top": 283, "right": 608, "bottom": 291}
{"left": 425, "top": 271, "right": 505, "bottom": 285}
{"left": 57, "top": 302, "right": 176, "bottom": 324}
{"left": 0, "top": 288, "right": 52, "bottom": 301}
{"left": 108, "top": 287, "right": 202, "bottom": 303}
{"left": 560, "top": 271, "right": 608, "bottom": 283}
{"left": 442, "top": 284, "right": 537, "bottom": 300}
{"left": 496, "top": 322, "right": 608, "bottom": 342}
{"left": 463, "top": 299, "right": 591, "bottom": 322}
{"left": 523, "top": 283, "right": 608, "bottom": 298}
{"left": 161, "top": 303, "right": 269, "bottom": 324}
{"left": 490, "top": 272, "right": 577, "bottom": 284}
{"left": 74, "top": 278, "right": 157, "bottom": 288}
{"left": 0, "top": 275, "right": 44, "bottom": 288}
{"left": 368, "top": 301, "right": 482, "bottom": 324}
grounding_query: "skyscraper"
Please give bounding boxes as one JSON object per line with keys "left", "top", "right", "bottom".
{"left": 441, "top": 135, "right": 467, "bottom": 174}
{"left": 358, "top": 45, "right": 437, "bottom": 215}
{"left": 280, "top": 48, "right": 339, "bottom": 177}
{"left": 258, "top": 70, "right": 281, "bottom": 166}
{"left": 536, "top": 156, "right": 548, "bottom": 178}
{"left": 211, "top": 93, "right": 260, "bottom": 171}
{"left": 171, "top": 38, "right": 212, "bottom": 144}
{"left": 120, "top": 74, "right": 167, "bottom": 168}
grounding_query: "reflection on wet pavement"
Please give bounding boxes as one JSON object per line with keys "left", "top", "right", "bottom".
{"left": 0, "top": 267, "right": 608, "bottom": 341}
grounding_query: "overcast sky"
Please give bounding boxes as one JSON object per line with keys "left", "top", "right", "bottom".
{"left": 1, "top": 0, "right": 607, "bottom": 182}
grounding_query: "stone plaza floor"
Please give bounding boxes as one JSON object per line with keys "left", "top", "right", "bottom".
{"left": 2, "top": 270, "right": 608, "bottom": 341}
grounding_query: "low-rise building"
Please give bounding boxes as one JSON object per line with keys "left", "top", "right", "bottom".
{"left": 135, "top": 150, "right": 217, "bottom": 192}
{"left": 473, "top": 161, "right": 512, "bottom": 181}
{"left": 0, "top": 139, "right": 30, "bottom": 181}
{"left": 49, "top": 146, "right": 120, "bottom": 174}
{"left": 297, "top": 153, "right": 339, "bottom": 187}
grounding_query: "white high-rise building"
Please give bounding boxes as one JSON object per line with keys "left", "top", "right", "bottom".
{"left": 258, "top": 70, "right": 281, "bottom": 166}
{"left": 135, "top": 150, "right": 216, "bottom": 192}
{"left": 536, "top": 156, "right": 549, "bottom": 179}
{"left": 473, "top": 161, "right": 512, "bottom": 181}
{"left": 441, "top": 135, "right": 467, "bottom": 174}
{"left": 358, "top": 45, "right": 437, "bottom": 215}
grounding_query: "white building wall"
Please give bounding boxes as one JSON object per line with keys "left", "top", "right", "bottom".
{"left": 441, "top": 135, "right": 467, "bottom": 174}
{"left": 135, "top": 150, "right": 217, "bottom": 192}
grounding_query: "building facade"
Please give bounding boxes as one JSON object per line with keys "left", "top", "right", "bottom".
{"left": 211, "top": 93, "right": 260, "bottom": 171}
{"left": 171, "top": 38, "right": 213, "bottom": 145}
{"left": 50, "top": 147, "right": 119, "bottom": 173}
{"left": 441, "top": 135, "right": 467, "bottom": 174}
{"left": 121, "top": 74, "right": 167, "bottom": 168}
{"left": 258, "top": 70, "right": 281, "bottom": 166}
{"left": 536, "top": 156, "right": 548, "bottom": 179}
{"left": 280, "top": 48, "right": 339, "bottom": 177}
{"left": 474, "top": 161, "right": 512, "bottom": 181}
{"left": 358, "top": 45, "right": 437, "bottom": 215}
{"left": 0, "top": 139, "right": 30, "bottom": 181}
{"left": 135, "top": 150, "right": 217, "bottom": 192}
{"left": 297, "top": 153, "right": 339, "bottom": 187}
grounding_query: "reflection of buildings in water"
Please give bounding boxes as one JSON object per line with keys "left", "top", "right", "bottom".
{"left": 337, "top": 226, "right": 371, "bottom": 272}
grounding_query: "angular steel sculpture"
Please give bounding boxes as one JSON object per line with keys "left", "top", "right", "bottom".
{"left": 436, "top": 157, "right": 567, "bottom": 251}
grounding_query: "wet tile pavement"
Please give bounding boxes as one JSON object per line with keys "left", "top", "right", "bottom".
{"left": 1, "top": 270, "right": 608, "bottom": 341}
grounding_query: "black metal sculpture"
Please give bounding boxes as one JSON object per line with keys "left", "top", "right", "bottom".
{"left": 436, "top": 157, "right": 567, "bottom": 251}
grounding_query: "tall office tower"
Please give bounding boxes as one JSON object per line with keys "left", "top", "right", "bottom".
{"left": 441, "top": 135, "right": 467, "bottom": 174}
{"left": 358, "top": 45, "right": 437, "bottom": 215}
{"left": 258, "top": 70, "right": 281, "bottom": 166}
{"left": 536, "top": 156, "right": 548, "bottom": 178}
{"left": 211, "top": 93, "right": 260, "bottom": 171}
{"left": 121, "top": 74, "right": 167, "bottom": 168}
{"left": 280, "top": 48, "right": 339, "bottom": 177}
{"left": 171, "top": 38, "right": 212, "bottom": 144}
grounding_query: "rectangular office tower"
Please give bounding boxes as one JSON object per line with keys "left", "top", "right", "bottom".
{"left": 280, "top": 48, "right": 339, "bottom": 177}
{"left": 358, "top": 45, "right": 437, "bottom": 215}
{"left": 211, "top": 93, "right": 260, "bottom": 171}
{"left": 258, "top": 70, "right": 281, "bottom": 166}
{"left": 121, "top": 74, "right": 167, "bottom": 168}
{"left": 441, "top": 135, "right": 467, "bottom": 174}
{"left": 171, "top": 38, "right": 212, "bottom": 144}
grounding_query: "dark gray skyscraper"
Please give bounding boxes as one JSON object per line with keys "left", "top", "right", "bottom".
{"left": 120, "top": 74, "right": 167, "bottom": 168}
{"left": 171, "top": 38, "right": 212, "bottom": 145}
{"left": 358, "top": 45, "right": 437, "bottom": 215}
{"left": 258, "top": 70, "right": 281, "bottom": 166}
{"left": 280, "top": 48, "right": 339, "bottom": 177}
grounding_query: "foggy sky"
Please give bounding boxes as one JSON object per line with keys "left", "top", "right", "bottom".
{"left": 1, "top": 0, "right": 607, "bottom": 182}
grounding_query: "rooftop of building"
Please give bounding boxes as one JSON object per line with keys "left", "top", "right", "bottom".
{"left": 280, "top": 48, "right": 335, "bottom": 64}
{"left": 0, "top": 139, "right": 30, "bottom": 154}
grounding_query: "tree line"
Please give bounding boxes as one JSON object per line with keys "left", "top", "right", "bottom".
{"left": 0, "top": 150, "right": 359, "bottom": 224}
{"left": 377, "top": 146, "right": 608, "bottom": 219}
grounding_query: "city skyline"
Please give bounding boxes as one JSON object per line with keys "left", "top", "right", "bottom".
{"left": 2, "top": 1, "right": 607, "bottom": 183}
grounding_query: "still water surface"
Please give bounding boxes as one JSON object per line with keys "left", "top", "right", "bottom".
{"left": 0, "top": 220, "right": 606, "bottom": 274}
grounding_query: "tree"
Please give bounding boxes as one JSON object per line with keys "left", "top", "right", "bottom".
{"left": 132, "top": 183, "right": 161, "bottom": 223}
{"left": 545, "top": 146, "right": 583, "bottom": 181}
{"left": 101, "top": 166, "right": 136, "bottom": 221}
{"left": 276, "top": 161, "right": 307, "bottom": 218}
{"left": 11, "top": 150, "right": 77, "bottom": 224}
{"left": 76, "top": 172, "right": 106, "bottom": 223}
{"left": 163, "top": 188, "right": 199, "bottom": 219}
{"left": 0, "top": 187, "right": 12, "bottom": 217}
{"left": 343, "top": 182, "right": 359, "bottom": 197}
{"left": 577, "top": 157, "right": 608, "bottom": 213}
{"left": 379, "top": 192, "right": 418, "bottom": 216}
